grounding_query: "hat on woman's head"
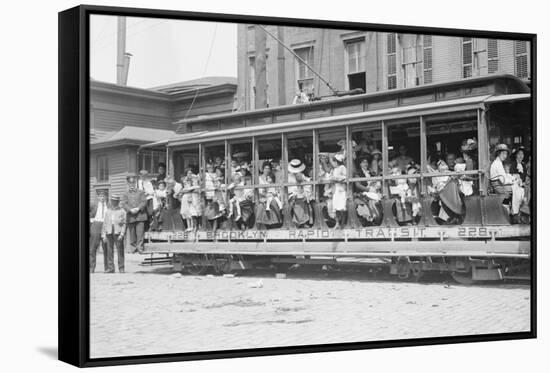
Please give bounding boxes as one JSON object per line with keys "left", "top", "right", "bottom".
{"left": 371, "top": 149, "right": 382, "bottom": 156}
{"left": 494, "top": 143, "right": 510, "bottom": 155}
{"left": 288, "top": 159, "right": 306, "bottom": 173}
{"left": 512, "top": 146, "right": 529, "bottom": 158}
{"left": 406, "top": 162, "right": 419, "bottom": 174}
{"left": 461, "top": 138, "right": 478, "bottom": 152}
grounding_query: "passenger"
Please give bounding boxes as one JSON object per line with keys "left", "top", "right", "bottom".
{"left": 138, "top": 170, "right": 155, "bottom": 230}
{"left": 227, "top": 172, "right": 244, "bottom": 222}
{"left": 393, "top": 145, "right": 414, "bottom": 173}
{"left": 150, "top": 181, "right": 167, "bottom": 231}
{"left": 319, "top": 153, "right": 335, "bottom": 222}
{"left": 390, "top": 167, "right": 413, "bottom": 225}
{"left": 329, "top": 153, "right": 348, "bottom": 229}
{"left": 271, "top": 159, "right": 284, "bottom": 183}
{"left": 256, "top": 162, "right": 283, "bottom": 228}
{"left": 431, "top": 160, "right": 464, "bottom": 224}
{"left": 155, "top": 162, "right": 167, "bottom": 187}
{"left": 189, "top": 175, "right": 203, "bottom": 231}
{"left": 161, "top": 176, "right": 185, "bottom": 231}
{"left": 353, "top": 155, "right": 382, "bottom": 225}
{"left": 510, "top": 146, "right": 527, "bottom": 182}
{"left": 489, "top": 144, "right": 524, "bottom": 223}
{"left": 204, "top": 163, "right": 223, "bottom": 229}
{"left": 213, "top": 167, "right": 227, "bottom": 216}
{"left": 177, "top": 170, "right": 197, "bottom": 232}
{"left": 454, "top": 158, "right": 474, "bottom": 196}
{"left": 214, "top": 156, "right": 224, "bottom": 170}
{"left": 406, "top": 163, "right": 422, "bottom": 223}
{"left": 445, "top": 152, "right": 457, "bottom": 171}
{"left": 288, "top": 159, "right": 314, "bottom": 228}
{"left": 230, "top": 159, "right": 240, "bottom": 176}
{"left": 369, "top": 149, "right": 383, "bottom": 176}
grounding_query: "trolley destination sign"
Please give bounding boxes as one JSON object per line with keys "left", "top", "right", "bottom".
{"left": 149, "top": 225, "right": 529, "bottom": 242}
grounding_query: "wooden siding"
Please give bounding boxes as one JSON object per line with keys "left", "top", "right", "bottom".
{"left": 90, "top": 148, "right": 137, "bottom": 205}
{"left": 93, "top": 109, "right": 172, "bottom": 132}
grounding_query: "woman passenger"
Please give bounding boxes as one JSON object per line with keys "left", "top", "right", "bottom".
{"left": 288, "top": 159, "right": 314, "bottom": 228}
{"left": 353, "top": 155, "right": 382, "bottom": 225}
{"left": 256, "top": 162, "right": 283, "bottom": 229}
{"left": 490, "top": 144, "right": 526, "bottom": 223}
{"left": 329, "top": 153, "right": 347, "bottom": 229}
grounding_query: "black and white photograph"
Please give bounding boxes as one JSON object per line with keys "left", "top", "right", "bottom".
{"left": 84, "top": 10, "right": 534, "bottom": 360}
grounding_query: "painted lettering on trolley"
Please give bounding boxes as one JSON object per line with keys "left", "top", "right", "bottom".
{"left": 457, "top": 227, "right": 490, "bottom": 237}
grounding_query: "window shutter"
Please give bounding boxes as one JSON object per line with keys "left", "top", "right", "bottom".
{"left": 514, "top": 41, "right": 529, "bottom": 78}
{"left": 487, "top": 39, "right": 499, "bottom": 74}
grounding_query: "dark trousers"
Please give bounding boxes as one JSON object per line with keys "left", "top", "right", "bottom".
{"left": 89, "top": 221, "right": 104, "bottom": 272}
{"left": 105, "top": 233, "right": 125, "bottom": 272}
{"left": 127, "top": 221, "right": 145, "bottom": 253}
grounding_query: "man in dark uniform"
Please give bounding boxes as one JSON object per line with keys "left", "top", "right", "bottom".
{"left": 89, "top": 189, "right": 108, "bottom": 273}
{"left": 121, "top": 174, "right": 147, "bottom": 254}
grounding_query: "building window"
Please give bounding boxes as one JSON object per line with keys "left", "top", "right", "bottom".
{"left": 487, "top": 39, "right": 499, "bottom": 74}
{"left": 387, "top": 33, "right": 397, "bottom": 90}
{"left": 423, "top": 35, "right": 433, "bottom": 84}
{"left": 294, "top": 46, "right": 315, "bottom": 95}
{"left": 345, "top": 39, "right": 366, "bottom": 91}
{"left": 462, "top": 37, "right": 473, "bottom": 78}
{"left": 139, "top": 150, "right": 167, "bottom": 174}
{"left": 514, "top": 40, "right": 529, "bottom": 78}
{"left": 97, "top": 155, "right": 109, "bottom": 182}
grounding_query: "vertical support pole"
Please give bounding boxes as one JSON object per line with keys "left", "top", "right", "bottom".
{"left": 277, "top": 26, "right": 286, "bottom": 106}
{"left": 420, "top": 115, "right": 427, "bottom": 196}
{"left": 282, "top": 133, "right": 289, "bottom": 200}
{"left": 312, "top": 129, "right": 318, "bottom": 199}
{"left": 252, "top": 136, "right": 259, "bottom": 202}
{"left": 477, "top": 108, "right": 489, "bottom": 196}
{"left": 345, "top": 125, "right": 353, "bottom": 199}
{"left": 381, "top": 120, "right": 388, "bottom": 197}
{"left": 254, "top": 25, "right": 268, "bottom": 109}
{"left": 167, "top": 148, "right": 174, "bottom": 179}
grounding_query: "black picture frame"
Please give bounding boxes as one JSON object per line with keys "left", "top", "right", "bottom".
{"left": 58, "top": 4, "right": 537, "bottom": 368}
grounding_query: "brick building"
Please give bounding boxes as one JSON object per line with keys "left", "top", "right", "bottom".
{"left": 235, "top": 25, "right": 531, "bottom": 111}
{"left": 89, "top": 76, "right": 237, "bottom": 204}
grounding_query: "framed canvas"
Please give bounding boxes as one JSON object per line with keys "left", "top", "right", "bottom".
{"left": 58, "top": 4, "right": 537, "bottom": 367}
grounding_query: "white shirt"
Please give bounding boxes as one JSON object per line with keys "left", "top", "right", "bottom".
{"left": 490, "top": 158, "right": 506, "bottom": 184}
{"left": 94, "top": 201, "right": 106, "bottom": 222}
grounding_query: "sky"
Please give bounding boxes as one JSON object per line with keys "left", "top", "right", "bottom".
{"left": 90, "top": 15, "right": 238, "bottom": 88}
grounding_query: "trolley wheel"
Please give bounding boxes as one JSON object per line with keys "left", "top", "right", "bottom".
{"left": 451, "top": 270, "right": 477, "bottom": 285}
{"left": 410, "top": 267, "right": 425, "bottom": 281}
{"left": 184, "top": 255, "right": 209, "bottom": 276}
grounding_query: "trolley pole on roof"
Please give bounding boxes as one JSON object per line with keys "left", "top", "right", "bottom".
{"left": 258, "top": 24, "right": 338, "bottom": 95}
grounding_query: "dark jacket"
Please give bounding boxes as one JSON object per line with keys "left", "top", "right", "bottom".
{"left": 121, "top": 189, "right": 148, "bottom": 223}
{"left": 510, "top": 160, "right": 527, "bottom": 182}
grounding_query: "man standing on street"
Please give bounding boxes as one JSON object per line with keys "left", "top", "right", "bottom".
{"left": 121, "top": 174, "right": 147, "bottom": 254}
{"left": 89, "top": 189, "right": 108, "bottom": 273}
{"left": 101, "top": 195, "right": 127, "bottom": 273}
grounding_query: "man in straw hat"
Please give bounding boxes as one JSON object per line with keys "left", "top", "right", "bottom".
{"left": 121, "top": 173, "right": 147, "bottom": 254}
{"left": 490, "top": 143, "right": 525, "bottom": 222}
{"left": 287, "top": 159, "right": 314, "bottom": 228}
{"left": 101, "top": 195, "right": 127, "bottom": 273}
{"left": 89, "top": 188, "right": 108, "bottom": 273}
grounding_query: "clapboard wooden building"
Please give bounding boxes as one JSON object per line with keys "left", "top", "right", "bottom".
{"left": 89, "top": 76, "right": 237, "bottom": 203}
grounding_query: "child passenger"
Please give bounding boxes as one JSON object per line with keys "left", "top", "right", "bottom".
{"left": 330, "top": 153, "right": 347, "bottom": 229}
{"left": 265, "top": 173, "right": 283, "bottom": 211}
{"left": 151, "top": 181, "right": 167, "bottom": 231}
{"left": 227, "top": 173, "right": 244, "bottom": 221}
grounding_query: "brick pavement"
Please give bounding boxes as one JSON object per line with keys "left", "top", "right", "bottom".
{"left": 89, "top": 254, "right": 531, "bottom": 358}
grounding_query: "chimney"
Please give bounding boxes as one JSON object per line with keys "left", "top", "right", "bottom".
{"left": 116, "top": 17, "right": 127, "bottom": 85}
{"left": 121, "top": 52, "right": 132, "bottom": 86}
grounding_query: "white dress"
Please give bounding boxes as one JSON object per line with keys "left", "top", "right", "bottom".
{"left": 331, "top": 165, "right": 347, "bottom": 211}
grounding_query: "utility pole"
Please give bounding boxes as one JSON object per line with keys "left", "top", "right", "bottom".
{"left": 116, "top": 16, "right": 127, "bottom": 85}
{"left": 254, "top": 25, "right": 268, "bottom": 109}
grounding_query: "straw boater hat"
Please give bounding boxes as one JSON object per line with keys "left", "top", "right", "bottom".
{"left": 371, "top": 149, "right": 382, "bottom": 156}
{"left": 139, "top": 169, "right": 150, "bottom": 178}
{"left": 110, "top": 195, "right": 120, "bottom": 202}
{"left": 461, "top": 138, "right": 478, "bottom": 152}
{"left": 288, "top": 159, "right": 306, "bottom": 173}
{"left": 95, "top": 188, "right": 107, "bottom": 196}
{"left": 494, "top": 143, "right": 510, "bottom": 155}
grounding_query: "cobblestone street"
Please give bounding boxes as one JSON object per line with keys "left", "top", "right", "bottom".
{"left": 90, "top": 254, "right": 531, "bottom": 358}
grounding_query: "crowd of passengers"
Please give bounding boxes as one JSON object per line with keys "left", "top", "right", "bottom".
{"left": 131, "top": 138, "right": 531, "bottom": 232}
